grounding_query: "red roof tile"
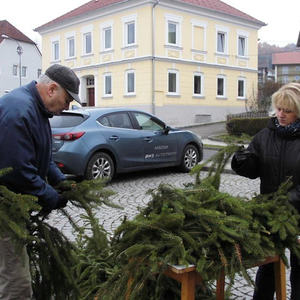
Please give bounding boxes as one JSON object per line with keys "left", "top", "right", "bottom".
{"left": 0, "top": 20, "right": 35, "bottom": 44}
{"left": 272, "top": 51, "right": 300, "bottom": 65}
{"left": 35, "top": 0, "right": 265, "bottom": 32}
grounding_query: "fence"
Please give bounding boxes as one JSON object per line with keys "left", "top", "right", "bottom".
{"left": 227, "top": 111, "right": 269, "bottom": 121}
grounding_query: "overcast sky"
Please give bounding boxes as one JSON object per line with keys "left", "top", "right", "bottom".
{"left": 1, "top": 0, "right": 299, "bottom": 47}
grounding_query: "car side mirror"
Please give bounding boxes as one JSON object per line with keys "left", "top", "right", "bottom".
{"left": 163, "top": 125, "right": 170, "bottom": 135}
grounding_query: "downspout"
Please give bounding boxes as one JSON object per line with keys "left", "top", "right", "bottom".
{"left": 152, "top": 0, "right": 159, "bottom": 115}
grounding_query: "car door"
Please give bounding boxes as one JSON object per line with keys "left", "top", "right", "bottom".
{"left": 98, "top": 112, "right": 145, "bottom": 169}
{"left": 131, "top": 112, "right": 178, "bottom": 165}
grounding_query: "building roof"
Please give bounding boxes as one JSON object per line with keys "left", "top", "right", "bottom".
{"left": 0, "top": 20, "right": 35, "bottom": 44}
{"left": 35, "top": 0, "right": 265, "bottom": 32}
{"left": 272, "top": 51, "right": 300, "bottom": 65}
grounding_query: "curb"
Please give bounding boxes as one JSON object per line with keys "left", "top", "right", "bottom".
{"left": 177, "top": 121, "right": 226, "bottom": 129}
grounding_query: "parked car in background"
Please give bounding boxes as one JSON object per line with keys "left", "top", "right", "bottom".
{"left": 50, "top": 107, "right": 203, "bottom": 181}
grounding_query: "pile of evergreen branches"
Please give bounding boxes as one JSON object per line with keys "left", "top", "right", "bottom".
{"left": 95, "top": 147, "right": 300, "bottom": 299}
{"left": 1, "top": 146, "right": 300, "bottom": 299}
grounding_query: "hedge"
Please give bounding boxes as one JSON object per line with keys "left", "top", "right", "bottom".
{"left": 226, "top": 117, "right": 270, "bottom": 136}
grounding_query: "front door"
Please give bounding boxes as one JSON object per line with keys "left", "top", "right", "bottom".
{"left": 88, "top": 88, "right": 95, "bottom": 106}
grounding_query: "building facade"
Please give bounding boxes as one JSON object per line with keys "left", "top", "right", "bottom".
{"left": 35, "top": 0, "right": 265, "bottom": 125}
{"left": 272, "top": 51, "right": 300, "bottom": 84}
{"left": 0, "top": 20, "right": 41, "bottom": 96}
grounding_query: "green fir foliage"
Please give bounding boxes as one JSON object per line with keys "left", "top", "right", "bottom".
{"left": 95, "top": 146, "right": 300, "bottom": 299}
{"left": 1, "top": 145, "right": 300, "bottom": 299}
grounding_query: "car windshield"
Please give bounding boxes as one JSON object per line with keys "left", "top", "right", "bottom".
{"left": 50, "top": 114, "right": 87, "bottom": 128}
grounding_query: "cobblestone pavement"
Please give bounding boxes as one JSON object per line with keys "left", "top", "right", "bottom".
{"left": 48, "top": 169, "right": 291, "bottom": 299}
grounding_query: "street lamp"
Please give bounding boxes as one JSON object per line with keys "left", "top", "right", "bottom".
{"left": 1, "top": 34, "right": 23, "bottom": 87}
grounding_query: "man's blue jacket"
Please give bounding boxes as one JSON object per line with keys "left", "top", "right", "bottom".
{"left": 0, "top": 81, "right": 65, "bottom": 209}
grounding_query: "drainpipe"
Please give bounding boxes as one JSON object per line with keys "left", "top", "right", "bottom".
{"left": 151, "top": 0, "right": 159, "bottom": 115}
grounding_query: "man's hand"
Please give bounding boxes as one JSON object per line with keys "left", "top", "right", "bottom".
{"left": 55, "top": 195, "right": 68, "bottom": 209}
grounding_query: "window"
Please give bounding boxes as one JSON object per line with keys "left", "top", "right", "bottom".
{"left": 282, "top": 76, "right": 289, "bottom": 84}
{"left": 37, "top": 69, "right": 42, "bottom": 78}
{"left": 52, "top": 41, "right": 59, "bottom": 61}
{"left": 165, "top": 14, "right": 182, "bottom": 47}
{"left": 99, "top": 112, "right": 133, "bottom": 129}
{"left": 217, "top": 32, "right": 225, "bottom": 53}
{"left": 238, "top": 78, "right": 246, "bottom": 98}
{"left": 21, "top": 66, "right": 27, "bottom": 77}
{"left": 282, "top": 66, "right": 289, "bottom": 75}
{"left": 238, "top": 36, "right": 246, "bottom": 56}
{"left": 168, "top": 70, "right": 179, "bottom": 94}
{"left": 104, "top": 27, "right": 112, "bottom": 49}
{"left": 237, "top": 30, "right": 248, "bottom": 57}
{"left": 67, "top": 37, "right": 75, "bottom": 57}
{"left": 217, "top": 75, "right": 226, "bottom": 97}
{"left": 83, "top": 32, "right": 92, "bottom": 54}
{"left": 125, "top": 70, "right": 135, "bottom": 94}
{"left": 133, "top": 112, "right": 164, "bottom": 131}
{"left": 216, "top": 26, "right": 229, "bottom": 54}
{"left": 104, "top": 73, "right": 112, "bottom": 96}
{"left": 101, "top": 21, "right": 113, "bottom": 51}
{"left": 13, "top": 65, "right": 18, "bottom": 76}
{"left": 122, "top": 15, "right": 137, "bottom": 47}
{"left": 168, "top": 22, "right": 177, "bottom": 44}
{"left": 194, "top": 73, "right": 203, "bottom": 96}
{"left": 127, "top": 22, "right": 135, "bottom": 45}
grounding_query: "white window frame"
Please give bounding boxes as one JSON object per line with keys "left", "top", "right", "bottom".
{"left": 165, "top": 14, "right": 182, "bottom": 47}
{"left": 51, "top": 36, "right": 60, "bottom": 61}
{"left": 37, "top": 69, "right": 42, "bottom": 78}
{"left": 216, "top": 25, "right": 229, "bottom": 54}
{"left": 83, "top": 32, "right": 92, "bottom": 55}
{"left": 282, "top": 66, "right": 289, "bottom": 75}
{"left": 237, "top": 77, "right": 246, "bottom": 99}
{"left": 12, "top": 64, "right": 18, "bottom": 76}
{"left": 237, "top": 30, "right": 249, "bottom": 57}
{"left": 193, "top": 72, "right": 204, "bottom": 97}
{"left": 81, "top": 25, "right": 93, "bottom": 55}
{"left": 122, "top": 15, "right": 137, "bottom": 47}
{"left": 217, "top": 75, "right": 226, "bottom": 98}
{"left": 167, "top": 69, "right": 179, "bottom": 95}
{"left": 125, "top": 70, "right": 135, "bottom": 95}
{"left": 21, "top": 66, "right": 27, "bottom": 78}
{"left": 103, "top": 73, "right": 112, "bottom": 97}
{"left": 65, "top": 32, "right": 76, "bottom": 58}
{"left": 101, "top": 21, "right": 113, "bottom": 51}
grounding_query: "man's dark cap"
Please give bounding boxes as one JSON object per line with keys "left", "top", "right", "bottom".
{"left": 45, "top": 64, "right": 81, "bottom": 103}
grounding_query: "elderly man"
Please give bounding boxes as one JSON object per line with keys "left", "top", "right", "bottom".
{"left": 0, "top": 64, "right": 80, "bottom": 299}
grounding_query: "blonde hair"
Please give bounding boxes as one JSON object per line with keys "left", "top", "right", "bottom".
{"left": 272, "top": 82, "right": 300, "bottom": 117}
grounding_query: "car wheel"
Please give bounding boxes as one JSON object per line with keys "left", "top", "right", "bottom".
{"left": 179, "top": 144, "right": 199, "bottom": 172}
{"left": 85, "top": 152, "right": 114, "bottom": 181}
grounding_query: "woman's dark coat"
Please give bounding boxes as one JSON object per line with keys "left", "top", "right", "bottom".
{"left": 231, "top": 117, "right": 300, "bottom": 211}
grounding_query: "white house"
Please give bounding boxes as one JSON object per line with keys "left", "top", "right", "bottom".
{"left": 0, "top": 20, "right": 41, "bottom": 96}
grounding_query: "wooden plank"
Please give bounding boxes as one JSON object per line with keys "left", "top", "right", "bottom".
{"left": 216, "top": 269, "right": 225, "bottom": 300}
{"left": 181, "top": 271, "right": 196, "bottom": 300}
{"left": 274, "top": 258, "right": 286, "bottom": 300}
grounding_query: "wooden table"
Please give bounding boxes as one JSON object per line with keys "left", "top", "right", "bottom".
{"left": 164, "top": 255, "right": 286, "bottom": 300}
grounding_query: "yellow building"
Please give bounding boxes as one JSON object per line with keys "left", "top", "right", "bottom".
{"left": 35, "top": 0, "right": 265, "bottom": 125}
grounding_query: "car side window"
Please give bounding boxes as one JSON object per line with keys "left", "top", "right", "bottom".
{"left": 99, "top": 112, "right": 133, "bottom": 129}
{"left": 134, "top": 112, "right": 163, "bottom": 131}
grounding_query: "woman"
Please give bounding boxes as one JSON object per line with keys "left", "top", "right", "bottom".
{"left": 231, "top": 82, "right": 300, "bottom": 300}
